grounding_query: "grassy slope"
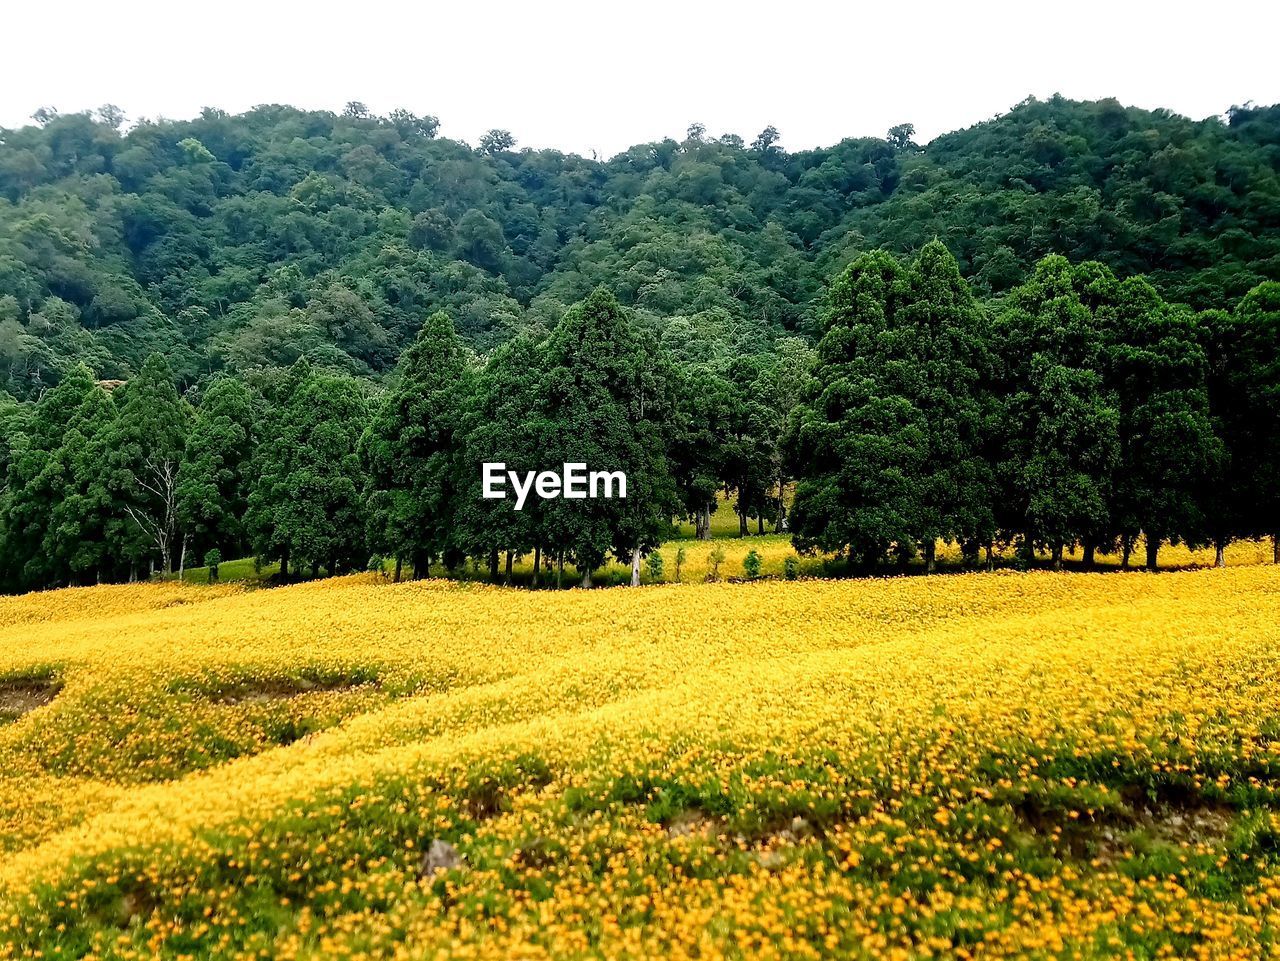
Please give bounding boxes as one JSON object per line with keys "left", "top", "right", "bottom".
{"left": 1, "top": 567, "right": 1279, "bottom": 958}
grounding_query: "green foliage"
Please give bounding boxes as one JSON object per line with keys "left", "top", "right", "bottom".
{"left": 783, "top": 555, "right": 799, "bottom": 580}
{"left": 788, "top": 243, "right": 992, "bottom": 565}
{"left": 743, "top": 549, "right": 761, "bottom": 579}
{"left": 1, "top": 96, "right": 1276, "bottom": 393}
{"left": 203, "top": 548, "right": 221, "bottom": 581}
{"left": 538, "top": 288, "right": 679, "bottom": 584}
{"left": 360, "top": 311, "right": 472, "bottom": 577}
{"left": 644, "top": 550, "right": 665, "bottom": 582}
{"left": 245, "top": 360, "right": 369, "bottom": 576}
{"left": 992, "top": 257, "right": 1120, "bottom": 561}
{"left": 176, "top": 378, "right": 258, "bottom": 561}
{"left": 706, "top": 544, "right": 726, "bottom": 582}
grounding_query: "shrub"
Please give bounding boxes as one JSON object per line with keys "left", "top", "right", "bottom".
{"left": 784, "top": 556, "right": 799, "bottom": 580}
{"left": 645, "top": 551, "right": 664, "bottom": 582}
{"left": 743, "top": 550, "right": 761, "bottom": 579}
{"left": 204, "top": 549, "right": 222, "bottom": 582}
{"left": 706, "top": 544, "right": 726, "bottom": 582}
{"left": 674, "top": 547, "right": 686, "bottom": 583}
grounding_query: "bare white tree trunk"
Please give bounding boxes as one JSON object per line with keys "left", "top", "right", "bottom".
{"left": 178, "top": 533, "right": 187, "bottom": 580}
{"left": 124, "top": 456, "right": 181, "bottom": 572}
{"left": 630, "top": 545, "right": 641, "bottom": 586}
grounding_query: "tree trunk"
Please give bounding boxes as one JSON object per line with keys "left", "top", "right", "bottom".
{"left": 1273, "top": 533, "right": 1279, "bottom": 565}
{"left": 1145, "top": 537, "right": 1159, "bottom": 571}
{"left": 1121, "top": 536, "right": 1132, "bottom": 570}
{"left": 1018, "top": 534, "right": 1035, "bottom": 566}
{"left": 280, "top": 550, "right": 289, "bottom": 579}
{"left": 1051, "top": 542, "right": 1063, "bottom": 571}
{"left": 1215, "top": 537, "right": 1226, "bottom": 569}
{"left": 776, "top": 479, "right": 786, "bottom": 531}
{"left": 178, "top": 534, "right": 187, "bottom": 580}
{"left": 738, "top": 505, "right": 748, "bottom": 537}
{"left": 757, "top": 515, "right": 764, "bottom": 535}
{"left": 394, "top": 556, "right": 403, "bottom": 583}
{"left": 923, "top": 540, "right": 936, "bottom": 574}
{"left": 488, "top": 548, "right": 499, "bottom": 581}
{"left": 532, "top": 546, "right": 541, "bottom": 588}
{"left": 1083, "top": 540, "right": 1096, "bottom": 569}
{"left": 505, "top": 551, "right": 513, "bottom": 585}
{"left": 557, "top": 550, "right": 564, "bottom": 589}
{"left": 581, "top": 566, "right": 592, "bottom": 589}
{"left": 630, "top": 545, "right": 641, "bottom": 586}
{"left": 985, "top": 544, "right": 994, "bottom": 572}
{"left": 129, "top": 561, "right": 137, "bottom": 583}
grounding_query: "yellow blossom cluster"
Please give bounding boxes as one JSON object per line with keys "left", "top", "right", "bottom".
{"left": 2, "top": 565, "right": 1279, "bottom": 959}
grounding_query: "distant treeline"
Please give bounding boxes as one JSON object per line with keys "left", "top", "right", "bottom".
{"left": 1, "top": 243, "right": 1276, "bottom": 593}
{"left": 2, "top": 96, "right": 1280, "bottom": 400}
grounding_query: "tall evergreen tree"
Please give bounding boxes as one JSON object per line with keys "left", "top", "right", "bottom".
{"left": 901, "top": 240, "right": 994, "bottom": 568}
{"left": 0, "top": 366, "right": 97, "bottom": 589}
{"left": 540, "top": 288, "right": 677, "bottom": 586}
{"left": 361, "top": 311, "right": 472, "bottom": 579}
{"left": 46, "top": 385, "right": 121, "bottom": 584}
{"left": 1226, "top": 282, "right": 1280, "bottom": 560}
{"left": 670, "top": 365, "right": 736, "bottom": 541}
{"left": 1100, "top": 277, "right": 1223, "bottom": 568}
{"left": 993, "top": 257, "right": 1120, "bottom": 567}
{"left": 790, "top": 250, "right": 920, "bottom": 564}
{"left": 789, "top": 243, "right": 990, "bottom": 569}
{"left": 176, "top": 377, "right": 259, "bottom": 562}
{"left": 457, "top": 331, "right": 547, "bottom": 583}
{"left": 246, "top": 361, "right": 370, "bottom": 577}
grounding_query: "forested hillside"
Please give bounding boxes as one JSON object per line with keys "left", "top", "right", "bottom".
{"left": 2, "top": 95, "right": 1278, "bottom": 397}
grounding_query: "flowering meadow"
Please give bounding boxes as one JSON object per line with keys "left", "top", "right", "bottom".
{"left": 2, "top": 567, "right": 1280, "bottom": 959}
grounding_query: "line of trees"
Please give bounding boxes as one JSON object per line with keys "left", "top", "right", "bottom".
{"left": 1, "top": 243, "right": 1277, "bottom": 594}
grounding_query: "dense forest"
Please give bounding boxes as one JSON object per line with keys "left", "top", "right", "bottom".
{"left": 2, "top": 95, "right": 1279, "bottom": 394}
{"left": 1, "top": 96, "right": 1279, "bottom": 592}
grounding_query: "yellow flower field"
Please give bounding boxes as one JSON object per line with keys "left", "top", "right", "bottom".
{"left": 2, "top": 566, "right": 1280, "bottom": 959}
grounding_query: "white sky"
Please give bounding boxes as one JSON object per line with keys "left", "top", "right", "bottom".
{"left": 3, "top": 0, "right": 1277, "bottom": 158}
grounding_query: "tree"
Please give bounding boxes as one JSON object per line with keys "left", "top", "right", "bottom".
{"left": 44, "top": 383, "right": 121, "bottom": 583}
{"left": 176, "top": 377, "right": 258, "bottom": 561}
{"left": 361, "top": 311, "right": 472, "bottom": 579}
{"left": 540, "top": 288, "right": 677, "bottom": 586}
{"left": 1100, "top": 277, "right": 1223, "bottom": 569}
{"left": 478, "top": 129, "right": 516, "bottom": 154}
{"left": 457, "top": 331, "right": 546, "bottom": 583}
{"left": 789, "top": 250, "right": 922, "bottom": 565}
{"left": 670, "top": 365, "right": 734, "bottom": 541}
{"left": 993, "top": 257, "right": 1119, "bottom": 567}
{"left": 751, "top": 126, "right": 781, "bottom": 152}
{"left": 720, "top": 356, "right": 775, "bottom": 537}
{"left": 110, "top": 354, "right": 193, "bottom": 573}
{"left": 886, "top": 123, "right": 917, "bottom": 150}
{"left": 789, "top": 243, "right": 991, "bottom": 570}
{"left": 0, "top": 367, "right": 96, "bottom": 589}
{"left": 899, "top": 241, "right": 994, "bottom": 568}
{"left": 1228, "top": 281, "right": 1280, "bottom": 560}
{"left": 755, "top": 337, "right": 816, "bottom": 531}
{"left": 246, "top": 361, "right": 369, "bottom": 578}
